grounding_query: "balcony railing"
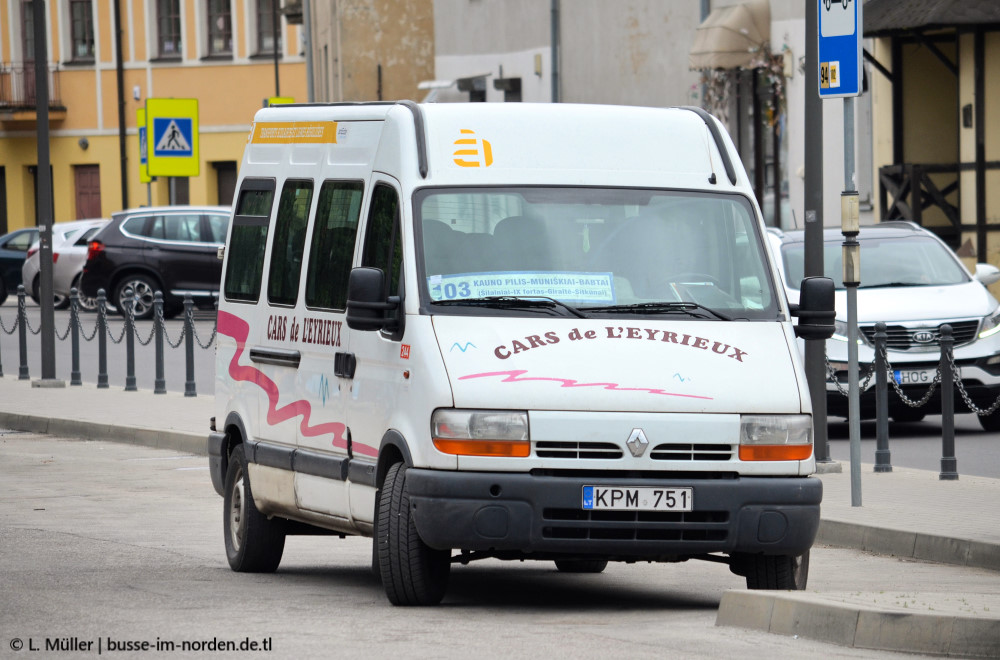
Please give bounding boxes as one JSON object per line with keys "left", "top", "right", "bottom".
{"left": 0, "top": 63, "right": 63, "bottom": 110}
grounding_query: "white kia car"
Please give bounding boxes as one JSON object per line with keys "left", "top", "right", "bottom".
{"left": 768, "top": 221, "right": 1000, "bottom": 431}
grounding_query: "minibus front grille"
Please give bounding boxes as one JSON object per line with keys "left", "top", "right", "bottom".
{"left": 535, "top": 441, "right": 623, "bottom": 459}
{"left": 649, "top": 443, "right": 734, "bottom": 461}
{"left": 541, "top": 508, "right": 729, "bottom": 542}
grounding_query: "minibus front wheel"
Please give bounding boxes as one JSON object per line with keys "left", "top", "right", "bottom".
{"left": 377, "top": 462, "right": 450, "bottom": 606}
{"left": 223, "top": 444, "right": 286, "bottom": 572}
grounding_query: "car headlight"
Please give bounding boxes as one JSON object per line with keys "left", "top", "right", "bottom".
{"left": 980, "top": 307, "right": 1000, "bottom": 339}
{"left": 831, "top": 319, "right": 863, "bottom": 344}
{"left": 739, "top": 414, "right": 812, "bottom": 461}
{"left": 432, "top": 409, "right": 530, "bottom": 457}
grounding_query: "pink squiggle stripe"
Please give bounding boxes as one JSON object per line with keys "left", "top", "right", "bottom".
{"left": 459, "top": 369, "right": 713, "bottom": 400}
{"left": 217, "top": 311, "right": 378, "bottom": 458}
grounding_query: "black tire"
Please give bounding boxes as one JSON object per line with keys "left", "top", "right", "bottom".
{"left": 72, "top": 275, "right": 99, "bottom": 312}
{"left": 114, "top": 274, "right": 158, "bottom": 321}
{"left": 979, "top": 411, "right": 1000, "bottom": 433}
{"left": 736, "top": 550, "right": 809, "bottom": 590}
{"left": 377, "top": 463, "right": 450, "bottom": 606}
{"left": 891, "top": 409, "right": 925, "bottom": 424}
{"left": 223, "top": 444, "right": 285, "bottom": 573}
{"left": 31, "top": 276, "right": 68, "bottom": 309}
{"left": 0, "top": 276, "right": 7, "bottom": 306}
{"left": 554, "top": 559, "right": 609, "bottom": 574}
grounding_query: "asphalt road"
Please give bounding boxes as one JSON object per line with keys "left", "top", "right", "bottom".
{"left": 2, "top": 431, "right": 974, "bottom": 659}
{"left": 826, "top": 415, "right": 1000, "bottom": 479}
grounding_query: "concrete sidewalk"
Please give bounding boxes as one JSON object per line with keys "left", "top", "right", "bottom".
{"left": 1, "top": 375, "right": 998, "bottom": 656}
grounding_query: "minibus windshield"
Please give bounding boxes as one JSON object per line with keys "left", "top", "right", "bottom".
{"left": 415, "top": 187, "right": 779, "bottom": 320}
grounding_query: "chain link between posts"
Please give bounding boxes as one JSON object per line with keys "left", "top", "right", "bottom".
{"left": 0, "top": 308, "right": 17, "bottom": 335}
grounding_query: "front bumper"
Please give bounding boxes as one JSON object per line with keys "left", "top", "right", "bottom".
{"left": 406, "top": 469, "right": 821, "bottom": 559}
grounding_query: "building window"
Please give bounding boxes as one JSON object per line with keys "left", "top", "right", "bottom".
{"left": 69, "top": 0, "right": 95, "bottom": 61}
{"left": 156, "top": 0, "right": 181, "bottom": 58}
{"left": 256, "top": 0, "right": 282, "bottom": 55}
{"left": 208, "top": 0, "right": 233, "bottom": 57}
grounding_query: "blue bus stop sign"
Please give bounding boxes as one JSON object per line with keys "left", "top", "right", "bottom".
{"left": 818, "top": 0, "right": 862, "bottom": 98}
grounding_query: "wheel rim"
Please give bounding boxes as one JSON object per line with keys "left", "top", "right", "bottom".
{"left": 229, "top": 467, "right": 246, "bottom": 553}
{"left": 78, "top": 295, "right": 98, "bottom": 311}
{"left": 119, "top": 279, "right": 155, "bottom": 317}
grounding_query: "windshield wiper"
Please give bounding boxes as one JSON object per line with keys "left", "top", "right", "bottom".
{"left": 857, "top": 281, "right": 928, "bottom": 289}
{"left": 582, "top": 301, "right": 732, "bottom": 321}
{"left": 432, "top": 296, "right": 588, "bottom": 318}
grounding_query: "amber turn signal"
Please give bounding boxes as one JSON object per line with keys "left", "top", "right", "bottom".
{"left": 432, "top": 438, "right": 530, "bottom": 457}
{"left": 738, "top": 444, "right": 813, "bottom": 461}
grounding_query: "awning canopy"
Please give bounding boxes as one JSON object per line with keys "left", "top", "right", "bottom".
{"left": 689, "top": 0, "right": 770, "bottom": 70}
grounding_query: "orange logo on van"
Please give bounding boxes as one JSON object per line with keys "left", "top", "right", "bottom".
{"left": 453, "top": 129, "right": 493, "bottom": 167}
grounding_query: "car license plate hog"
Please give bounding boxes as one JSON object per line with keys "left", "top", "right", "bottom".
{"left": 582, "top": 486, "right": 693, "bottom": 511}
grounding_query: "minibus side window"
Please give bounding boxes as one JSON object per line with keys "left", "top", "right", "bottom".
{"left": 305, "top": 180, "right": 364, "bottom": 310}
{"left": 224, "top": 178, "right": 275, "bottom": 303}
{"left": 267, "top": 180, "right": 314, "bottom": 307}
{"left": 361, "top": 183, "right": 402, "bottom": 299}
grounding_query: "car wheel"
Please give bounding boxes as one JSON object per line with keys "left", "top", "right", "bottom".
{"left": 554, "top": 559, "right": 609, "bottom": 574}
{"left": 978, "top": 411, "right": 1000, "bottom": 433}
{"left": 891, "top": 409, "right": 926, "bottom": 424}
{"left": 71, "top": 275, "right": 99, "bottom": 312}
{"left": 32, "top": 276, "right": 68, "bottom": 309}
{"left": 223, "top": 444, "right": 285, "bottom": 572}
{"left": 114, "top": 274, "right": 158, "bottom": 321}
{"left": 734, "top": 550, "right": 809, "bottom": 590}
{"left": 0, "top": 276, "right": 7, "bottom": 306}
{"left": 377, "top": 462, "right": 450, "bottom": 606}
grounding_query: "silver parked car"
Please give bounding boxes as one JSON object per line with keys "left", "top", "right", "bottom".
{"left": 769, "top": 221, "right": 1000, "bottom": 431}
{"left": 22, "top": 219, "right": 109, "bottom": 311}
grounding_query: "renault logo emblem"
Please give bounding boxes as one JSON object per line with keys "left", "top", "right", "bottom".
{"left": 626, "top": 428, "right": 649, "bottom": 457}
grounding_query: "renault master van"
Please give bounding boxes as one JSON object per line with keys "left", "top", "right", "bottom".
{"left": 209, "top": 101, "right": 835, "bottom": 606}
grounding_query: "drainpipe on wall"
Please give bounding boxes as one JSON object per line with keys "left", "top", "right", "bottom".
{"left": 114, "top": 0, "right": 128, "bottom": 209}
{"left": 304, "top": 0, "right": 314, "bottom": 102}
{"left": 550, "top": 0, "right": 560, "bottom": 103}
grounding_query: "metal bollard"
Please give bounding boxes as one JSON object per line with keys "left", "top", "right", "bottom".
{"left": 17, "top": 285, "right": 28, "bottom": 380}
{"left": 70, "top": 288, "right": 82, "bottom": 386}
{"left": 97, "top": 290, "right": 109, "bottom": 388}
{"left": 124, "top": 294, "right": 137, "bottom": 392}
{"left": 873, "top": 322, "right": 892, "bottom": 472}
{"left": 184, "top": 294, "right": 196, "bottom": 397}
{"left": 154, "top": 292, "right": 166, "bottom": 394}
{"left": 939, "top": 324, "right": 958, "bottom": 480}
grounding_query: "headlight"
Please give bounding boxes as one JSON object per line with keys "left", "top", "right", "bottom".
{"left": 431, "top": 409, "right": 530, "bottom": 457}
{"left": 831, "top": 320, "right": 863, "bottom": 344}
{"left": 980, "top": 308, "right": 1000, "bottom": 339}
{"left": 739, "top": 415, "right": 812, "bottom": 461}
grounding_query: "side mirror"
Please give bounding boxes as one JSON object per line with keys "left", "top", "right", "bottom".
{"left": 791, "top": 276, "right": 836, "bottom": 340}
{"left": 346, "top": 267, "right": 402, "bottom": 333}
{"left": 974, "top": 263, "right": 1000, "bottom": 287}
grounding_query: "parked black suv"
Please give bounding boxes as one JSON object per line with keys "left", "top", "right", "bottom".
{"left": 80, "top": 206, "right": 231, "bottom": 320}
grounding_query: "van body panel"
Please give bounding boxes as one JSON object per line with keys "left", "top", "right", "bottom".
{"left": 431, "top": 317, "right": 801, "bottom": 414}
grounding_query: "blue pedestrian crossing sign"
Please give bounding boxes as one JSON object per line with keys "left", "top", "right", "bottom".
{"left": 153, "top": 118, "right": 193, "bottom": 157}
{"left": 145, "top": 98, "right": 199, "bottom": 177}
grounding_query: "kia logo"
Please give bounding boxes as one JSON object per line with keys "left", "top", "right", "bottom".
{"left": 912, "top": 331, "right": 936, "bottom": 344}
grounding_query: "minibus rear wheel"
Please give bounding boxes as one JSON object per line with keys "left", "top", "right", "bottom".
{"left": 735, "top": 551, "right": 809, "bottom": 590}
{"left": 223, "top": 444, "right": 286, "bottom": 572}
{"left": 554, "top": 559, "right": 608, "bottom": 573}
{"left": 377, "top": 462, "right": 450, "bottom": 605}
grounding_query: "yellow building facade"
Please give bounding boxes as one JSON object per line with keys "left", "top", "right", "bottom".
{"left": 0, "top": 0, "right": 306, "bottom": 232}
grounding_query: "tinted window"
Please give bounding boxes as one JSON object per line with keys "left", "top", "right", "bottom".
{"left": 267, "top": 180, "right": 313, "bottom": 306}
{"left": 305, "top": 181, "right": 363, "bottom": 310}
{"left": 122, "top": 216, "right": 149, "bottom": 236}
{"left": 224, "top": 179, "right": 274, "bottom": 302}
{"left": 361, "top": 183, "right": 402, "bottom": 298}
{"left": 150, "top": 214, "right": 201, "bottom": 242}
